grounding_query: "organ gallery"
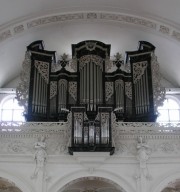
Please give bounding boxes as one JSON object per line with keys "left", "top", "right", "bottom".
{"left": 16, "top": 40, "right": 165, "bottom": 154}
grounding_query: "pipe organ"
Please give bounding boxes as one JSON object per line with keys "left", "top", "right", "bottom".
{"left": 17, "top": 40, "right": 164, "bottom": 154}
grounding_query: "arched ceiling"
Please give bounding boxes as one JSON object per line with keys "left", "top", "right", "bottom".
{"left": 1, "top": 0, "right": 180, "bottom": 88}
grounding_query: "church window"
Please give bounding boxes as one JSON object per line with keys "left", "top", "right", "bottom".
{"left": 0, "top": 96, "right": 25, "bottom": 123}
{"left": 156, "top": 97, "right": 180, "bottom": 122}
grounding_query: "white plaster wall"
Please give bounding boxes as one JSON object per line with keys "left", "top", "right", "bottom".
{"left": 0, "top": 123, "right": 179, "bottom": 192}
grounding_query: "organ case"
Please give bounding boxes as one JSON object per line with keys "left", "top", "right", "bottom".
{"left": 17, "top": 40, "right": 164, "bottom": 154}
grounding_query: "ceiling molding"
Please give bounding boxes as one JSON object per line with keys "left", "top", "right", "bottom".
{"left": 0, "top": 12, "right": 180, "bottom": 44}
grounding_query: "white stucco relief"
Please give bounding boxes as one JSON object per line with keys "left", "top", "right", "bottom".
{"left": 0, "top": 12, "right": 180, "bottom": 44}
{"left": 0, "top": 122, "right": 180, "bottom": 192}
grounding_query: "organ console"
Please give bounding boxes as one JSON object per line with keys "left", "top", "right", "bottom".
{"left": 17, "top": 40, "right": 164, "bottom": 154}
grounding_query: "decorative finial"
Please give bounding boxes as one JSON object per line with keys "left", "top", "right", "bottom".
{"left": 61, "top": 53, "right": 68, "bottom": 61}
{"left": 114, "top": 52, "right": 122, "bottom": 60}
{"left": 113, "top": 52, "right": 123, "bottom": 69}
{"left": 59, "top": 53, "right": 69, "bottom": 68}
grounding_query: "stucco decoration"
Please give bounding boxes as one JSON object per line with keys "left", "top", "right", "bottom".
{"left": 0, "top": 11, "right": 180, "bottom": 45}
{"left": 1, "top": 122, "right": 180, "bottom": 156}
{"left": 16, "top": 51, "right": 31, "bottom": 114}
{"left": 0, "top": 30, "right": 12, "bottom": 42}
{"left": 27, "top": 13, "right": 84, "bottom": 29}
{"left": 14, "top": 25, "right": 24, "bottom": 34}
{"left": 7, "top": 140, "right": 29, "bottom": 154}
{"left": 159, "top": 25, "right": 170, "bottom": 35}
{"left": 151, "top": 53, "right": 166, "bottom": 114}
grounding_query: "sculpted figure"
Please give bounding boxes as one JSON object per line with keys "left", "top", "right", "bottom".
{"left": 136, "top": 137, "right": 151, "bottom": 179}
{"left": 32, "top": 136, "right": 47, "bottom": 178}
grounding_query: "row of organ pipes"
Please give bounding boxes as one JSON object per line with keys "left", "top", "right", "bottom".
{"left": 32, "top": 62, "right": 48, "bottom": 115}
{"left": 80, "top": 58, "right": 103, "bottom": 111}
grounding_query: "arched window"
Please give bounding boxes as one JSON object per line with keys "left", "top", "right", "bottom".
{"left": 156, "top": 97, "right": 180, "bottom": 122}
{"left": 0, "top": 96, "right": 25, "bottom": 122}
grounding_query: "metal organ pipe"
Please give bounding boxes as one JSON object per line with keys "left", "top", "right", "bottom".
{"left": 135, "top": 77, "right": 141, "bottom": 115}
{"left": 90, "top": 60, "right": 93, "bottom": 111}
{"left": 99, "top": 67, "right": 102, "bottom": 104}
{"left": 32, "top": 66, "right": 48, "bottom": 115}
{"left": 94, "top": 64, "right": 97, "bottom": 110}
{"left": 87, "top": 63, "right": 89, "bottom": 110}
{"left": 134, "top": 66, "right": 149, "bottom": 115}
{"left": 135, "top": 79, "right": 139, "bottom": 114}
{"left": 141, "top": 74, "right": 145, "bottom": 113}
{"left": 58, "top": 80, "right": 67, "bottom": 112}
{"left": 97, "top": 66, "right": 99, "bottom": 104}
{"left": 43, "top": 76, "right": 46, "bottom": 114}
{"left": 32, "top": 67, "right": 37, "bottom": 113}
{"left": 145, "top": 69, "right": 150, "bottom": 112}
{"left": 80, "top": 68, "right": 82, "bottom": 103}
{"left": 80, "top": 58, "right": 103, "bottom": 111}
{"left": 36, "top": 69, "right": 40, "bottom": 113}
{"left": 115, "top": 80, "right": 124, "bottom": 113}
{"left": 39, "top": 73, "right": 42, "bottom": 114}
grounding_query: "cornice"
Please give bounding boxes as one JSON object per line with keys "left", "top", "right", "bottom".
{"left": 0, "top": 11, "right": 180, "bottom": 44}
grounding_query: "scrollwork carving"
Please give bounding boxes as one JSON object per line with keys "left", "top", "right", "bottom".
{"left": 16, "top": 51, "right": 31, "bottom": 113}
{"left": 50, "top": 81, "right": 57, "bottom": 99}
{"left": 159, "top": 142, "right": 175, "bottom": 153}
{"left": 34, "top": 60, "right": 49, "bottom": 83}
{"left": 105, "top": 82, "right": 114, "bottom": 101}
{"left": 125, "top": 82, "right": 132, "bottom": 100}
{"left": 85, "top": 42, "right": 97, "bottom": 51}
{"left": 133, "top": 61, "right": 147, "bottom": 84}
{"left": 69, "top": 82, "right": 77, "bottom": 101}
{"left": 8, "top": 140, "right": 27, "bottom": 153}
{"left": 79, "top": 55, "right": 103, "bottom": 71}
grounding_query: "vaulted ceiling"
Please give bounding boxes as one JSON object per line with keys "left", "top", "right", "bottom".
{"left": 1, "top": 0, "right": 180, "bottom": 88}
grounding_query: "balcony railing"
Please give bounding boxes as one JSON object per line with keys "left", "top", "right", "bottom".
{"left": 1, "top": 121, "right": 180, "bottom": 133}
